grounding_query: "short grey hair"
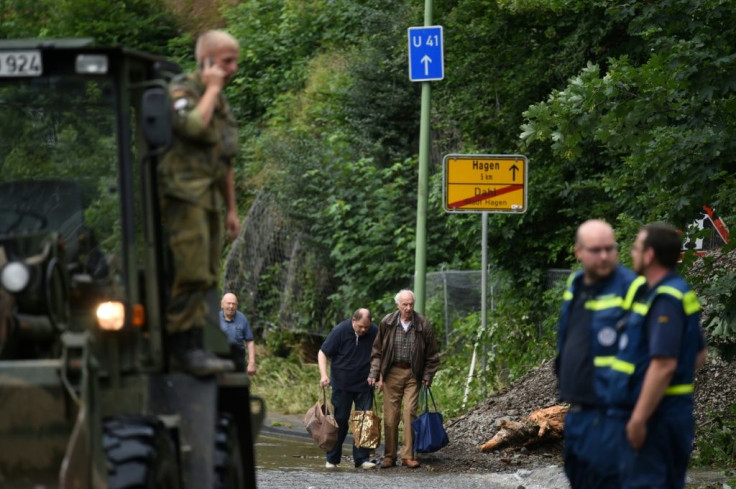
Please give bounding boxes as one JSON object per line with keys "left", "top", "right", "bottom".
{"left": 394, "top": 289, "right": 415, "bottom": 304}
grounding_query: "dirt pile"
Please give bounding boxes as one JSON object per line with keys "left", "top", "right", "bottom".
{"left": 429, "top": 359, "right": 561, "bottom": 473}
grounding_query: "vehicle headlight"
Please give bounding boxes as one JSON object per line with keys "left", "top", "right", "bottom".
{"left": 75, "top": 54, "right": 109, "bottom": 74}
{"left": 1, "top": 261, "right": 30, "bottom": 293}
{"left": 96, "top": 301, "right": 125, "bottom": 330}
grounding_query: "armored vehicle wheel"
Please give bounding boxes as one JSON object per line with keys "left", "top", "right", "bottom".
{"left": 103, "top": 416, "right": 181, "bottom": 489}
{"left": 214, "top": 414, "right": 245, "bottom": 489}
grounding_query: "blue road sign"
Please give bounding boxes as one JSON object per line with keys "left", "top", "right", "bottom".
{"left": 407, "top": 26, "right": 444, "bottom": 82}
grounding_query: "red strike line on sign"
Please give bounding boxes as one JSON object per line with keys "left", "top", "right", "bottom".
{"left": 448, "top": 184, "right": 524, "bottom": 209}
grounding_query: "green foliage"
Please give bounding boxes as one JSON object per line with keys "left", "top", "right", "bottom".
{"left": 338, "top": 2, "right": 419, "bottom": 164}
{"left": 54, "top": 0, "right": 180, "bottom": 54}
{"left": 687, "top": 241, "right": 736, "bottom": 358}
{"left": 225, "top": 0, "right": 381, "bottom": 122}
{"left": 0, "top": 0, "right": 180, "bottom": 54}
{"left": 521, "top": 0, "right": 736, "bottom": 227}
{"left": 0, "top": 0, "right": 56, "bottom": 38}
{"left": 519, "top": 0, "right": 736, "bottom": 344}
{"left": 250, "top": 354, "right": 321, "bottom": 414}
{"left": 272, "top": 142, "right": 419, "bottom": 319}
{"left": 252, "top": 262, "right": 289, "bottom": 327}
{"left": 692, "top": 403, "right": 736, "bottom": 467}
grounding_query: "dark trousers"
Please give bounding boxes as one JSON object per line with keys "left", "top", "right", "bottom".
{"left": 612, "top": 412, "right": 694, "bottom": 489}
{"left": 564, "top": 409, "right": 618, "bottom": 489}
{"left": 326, "top": 388, "right": 373, "bottom": 466}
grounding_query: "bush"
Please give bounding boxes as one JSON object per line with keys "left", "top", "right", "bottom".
{"left": 692, "top": 403, "right": 736, "bottom": 468}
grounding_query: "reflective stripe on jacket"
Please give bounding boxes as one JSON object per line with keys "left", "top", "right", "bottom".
{"left": 606, "top": 272, "right": 702, "bottom": 414}
{"left": 556, "top": 265, "right": 642, "bottom": 404}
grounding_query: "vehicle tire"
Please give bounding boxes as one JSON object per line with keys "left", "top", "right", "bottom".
{"left": 214, "top": 414, "right": 245, "bottom": 489}
{"left": 103, "top": 416, "right": 181, "bottom": 489}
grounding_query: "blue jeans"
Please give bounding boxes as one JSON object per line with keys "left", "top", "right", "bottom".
{"left": 326, "top": 388, "right": 373, "bottom": 466}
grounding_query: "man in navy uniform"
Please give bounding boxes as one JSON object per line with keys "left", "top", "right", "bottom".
{"left": 556, "top": 220, "right": 642, "bottom": 488}
{"left": 606, "top": 223, "right": 706, "bottom": 488}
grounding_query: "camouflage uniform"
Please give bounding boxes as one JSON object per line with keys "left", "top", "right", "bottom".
{"left": 158, "top": 72, "right": 238, "bottom": 334}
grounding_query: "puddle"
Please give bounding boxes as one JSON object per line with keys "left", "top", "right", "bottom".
{"left": 255, "top": 434, "right": 336, "bottom": 471}
{"left": 254, "top": 428, "right": 734, "bottom": 487}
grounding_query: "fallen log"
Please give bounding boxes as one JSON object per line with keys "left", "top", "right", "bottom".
{"left": 478, "top": 405, "right": 568, "bottom": 452}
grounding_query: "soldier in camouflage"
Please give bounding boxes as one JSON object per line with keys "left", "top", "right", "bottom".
{"left": 158, "top": 30, "right": 241, "bottom": 376}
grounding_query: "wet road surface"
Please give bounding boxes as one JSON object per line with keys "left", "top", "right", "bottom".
{"left": 254, "top": 418, "right": 730, "bottom": 489}
{"left": 254, "top": 425, "right": 570, "bottom": 489}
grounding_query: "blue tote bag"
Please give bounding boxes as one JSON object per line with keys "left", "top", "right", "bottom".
{"left": 411, "top": 385, "right": 449, "bottom": 453}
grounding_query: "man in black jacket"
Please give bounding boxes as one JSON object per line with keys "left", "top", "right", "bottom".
{"left": 319, "top": 308, "right": 378, "bottom": 469}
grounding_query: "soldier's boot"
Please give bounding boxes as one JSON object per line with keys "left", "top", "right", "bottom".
{"left": 170, "top": 328, "right": 235, "bottom": 377}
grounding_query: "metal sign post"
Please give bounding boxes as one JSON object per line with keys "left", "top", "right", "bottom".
{"left": 409, "top": 1, "right": 442, "bottom": 314}
{"left": 443, "top": 153, "right": 529, "bottom": 408}
{"left": 462, "top": 211, "right": 488, "bottom": 409}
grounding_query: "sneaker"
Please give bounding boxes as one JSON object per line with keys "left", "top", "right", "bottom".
{"left": 358, "top": 461, "right": 376, "bottom": 469}
{"left": 325, "top": 461, "right": 338, "bottom": 469}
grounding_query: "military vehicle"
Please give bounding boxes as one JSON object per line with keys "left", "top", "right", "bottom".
{"left": 0, "top": 39, "right": 264, "bottom": 488}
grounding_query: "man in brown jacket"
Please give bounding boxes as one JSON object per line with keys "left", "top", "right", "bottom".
{"left": 368, "top": 289, "right": 440, "bottom": 469}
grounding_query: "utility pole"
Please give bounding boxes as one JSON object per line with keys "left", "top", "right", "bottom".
{"left": 413, "top": 0, "right": 434, "bottom": 314}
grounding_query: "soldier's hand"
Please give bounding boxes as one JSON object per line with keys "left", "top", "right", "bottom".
{"left": 200, "top": 57, "right": 227, "bottom": 91}
{"left": 225, "top": 210, "right": 240, "bottom": 241}
{"left": 320, "top": 376, "right": 330, "bottom": 388}
{"left": 247, "top": 363, "right": 257, "bottom": 376}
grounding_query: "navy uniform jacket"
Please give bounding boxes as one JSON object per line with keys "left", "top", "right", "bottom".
{"left": 557, "top": 264, "right": 643, "bottom": 406}
{"left": 606, "top": 271, "right": 703, "bottom": 415}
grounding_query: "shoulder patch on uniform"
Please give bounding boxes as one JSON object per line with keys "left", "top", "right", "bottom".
{"left": 658, "top": 315, "right": 670, "bottom": 324}
{"left": 173, "top": 98, "right": 189, "bottom": 110}
{"left": 597, "top": 327, "right": 617, "bottom": 347}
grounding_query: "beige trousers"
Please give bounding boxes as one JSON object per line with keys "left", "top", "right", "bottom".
{"left": 382, "top": 366, "right": 420, "bottom": 461}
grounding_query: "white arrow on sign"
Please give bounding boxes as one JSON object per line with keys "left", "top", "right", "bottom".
{"left": 421, "top": 55, "right": 432, "bottom": 75}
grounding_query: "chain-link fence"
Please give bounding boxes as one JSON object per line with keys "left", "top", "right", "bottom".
{"left": 424, "top": 268, "right": 497, "bottom": 347}
{"left": 423, "top": 267, "right": 572, "bottom": 349}
{"left": 222, "top": 191, "right": 572, "bottom": 345}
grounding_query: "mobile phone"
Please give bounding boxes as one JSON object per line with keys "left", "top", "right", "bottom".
{"left": 198, "top": 56, "right": 215, "bottom": 71}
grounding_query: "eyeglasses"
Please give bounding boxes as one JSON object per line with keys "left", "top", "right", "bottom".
{"left": 581, "top": 243, "right": 619, "bottom": 255}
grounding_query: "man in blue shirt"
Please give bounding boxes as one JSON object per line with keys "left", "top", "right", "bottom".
{"left": 219, "top": 292, "right": 256, "bottom": 375}
{"left": 318, "top": 308, "right": 378, "bottom": 470}
{"left": 607, "top": 223, "right": 706, "bottom": 488}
